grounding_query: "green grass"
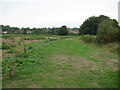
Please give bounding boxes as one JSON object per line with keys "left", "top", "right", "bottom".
{"left": 2, "top": 35, "right": 118, "bottom": 88}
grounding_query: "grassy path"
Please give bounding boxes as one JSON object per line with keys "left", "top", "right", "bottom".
{"left": 3, "top": 37, "right": 118, "bottom": 88}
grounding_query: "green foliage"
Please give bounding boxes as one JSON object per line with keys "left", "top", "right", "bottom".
{"left": 10, "top": 44, "right": 16, "bottom": 48}
{"left": 33, "top": 28, "right": 48, "bottom": 35}
{"left": 2, "top": 42, "right": 11, "bottom": 50}
{"left": 2, "top": 56, "right": 35, "bottom": 78}
{"left": 2, "top": 25, "right": 20, "bottom": 34}
{"left": 10, "top": 36, "right": 15, "bottom": 42}
{"left": 2, "top": 35, "right": 12, "bottom": 39}
{"left": 49, "top": 27, "right": 59, "bottom": 35}
{"left": 2, "top": 57, "right": 18, "bottom": 78}
{"left": 24, "top": 37, "right": 45, "bottom": 40}
{"left": 2, "top": 35, "right": 118, "bottom": 88}
{"left": 80, "top": 35, "right": 96, "bottom": 43}
{"left": 96, "top": 19, "right": 119, "bottom": 44}
{"left": 23, "top": 47, "right": 29, "bottom": 58}
{"left": 79, "top": 15, "right": 109, "bottom": 35}
{"left": 58, "top": 25, "right": 68, "bottom": 35}
{"left": 118, "top": 27, "right": 120, "bottom": 42}
{"left": 21, "top": 27, "right": 28, "bottom": 34}
{"left": 7, "top": 48, "right": 15, "bottom": 53}
{"left": 2, "top": 25, "right": 11, "bottom": 31}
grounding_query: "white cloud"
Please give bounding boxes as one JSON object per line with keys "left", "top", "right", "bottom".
{"left": 0, "top": 0, "right": 119, "bottom": 28}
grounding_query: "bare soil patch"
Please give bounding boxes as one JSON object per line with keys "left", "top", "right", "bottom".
{"left": 52, "top": 54, "right": 99, "bottom": 71}
{"left": 23, "top": 40, "right": 42, "bottom": 44}
{"left": 45, "top": 37, "right": 61, "bottom": 39}
{"left": 92, "top": 52, "right": 118, "bottom": 71}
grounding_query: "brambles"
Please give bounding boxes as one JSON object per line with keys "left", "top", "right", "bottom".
{"left": 18, "top": 37, "right": 24, "bottom": 45}
{"left": 23, "top": 46, "right": 29, "bottom": 58}
{"left": 7, "top": 48, "right": 17, "bottom": 54}
{"left": 2, "top": 57, "right": 17, "bottom": 78}
{"left": 96, "top": 19, "right": 119, "bottom": 44}
{"left": 80, "top": 35, "right": 96, "bottom": 43}
{"left": 2, "top": 42, "right": 11, "bottom": 50}
{"left": 17, "top": 47, "right": 29, "bottom": 58}
{"left": 24, "top": 37, "right": 45, "bottom": 40}
{"left": 2, "top": 35, "right": 12, "bottom": 39}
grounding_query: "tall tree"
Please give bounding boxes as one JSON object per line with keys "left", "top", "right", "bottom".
{"left": 21, "top": 27, "right": 27, "bottom": 34}
{"left": 50, "top": 27, "right": 59, "bottom": 35}
{"left": 2, "top": 25, "right": 11, "bottom": 31}
{"left": 58, "top": 25, "right": 68, "bottom": 35}
{"left": 96, "top": 19, "right": 119, "bottom": 43}
{"left": 79, "top": 15, "right": 109, "bottom": 35}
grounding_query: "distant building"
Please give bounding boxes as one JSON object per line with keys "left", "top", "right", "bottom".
{"left": 27, "top": 30, "right": 32, "bottom": 34}
{"left": 2, "top": 31, "right": 8, "bottom": 34}
{"left": 15, "top": 31, "right": 18, "bottom": 34}
{"left": 69, "top": 30, "right": 79, "bottom": 34}
{"left": 118, "top": 1, "right": 120, "bottom": 26}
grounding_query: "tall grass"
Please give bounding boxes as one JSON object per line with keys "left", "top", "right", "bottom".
{"left": 80, "top": 35, "right": 96, "bottom": 43}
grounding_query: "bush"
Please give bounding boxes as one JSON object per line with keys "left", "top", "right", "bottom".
{"left": 58, "top": 25, "right": 68, "bottom": 35}
{"left": 2, "top": 57, "right": 18, "bottom": 78}
{"left": 79, "top": 15, "right": 109, "bottom": 35}
{"left": 80, "top": 35, "right": 96, "bottom": 43}
{"left": 7, "top": 48, "right": 15, "bottom": 53}
{"left": 2, "top": 35, "right": 12, "bottom": 39}
{"left": 2, "top": 56, "right": 34, "bottom": 78}
{"left": 2, "top": 42, "right": 11, "bottom": 50}
{"left": 24, "top": 37, "right": 45, "bottom": 40}
{"left": 96, "top": 19, "right": 119, "bottom": 44}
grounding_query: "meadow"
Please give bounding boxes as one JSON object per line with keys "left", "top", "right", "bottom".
{"left": 2, "top": 34, "right": 118, "bottom": 88}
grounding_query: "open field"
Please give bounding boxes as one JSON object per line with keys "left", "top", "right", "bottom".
{"left": 2, "top": 34, "right": 118, "bottom": 88}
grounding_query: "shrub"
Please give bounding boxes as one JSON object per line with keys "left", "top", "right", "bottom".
{"left": 2, "top": 35, "right": 12, "bottom": 39}
{"left": 80, "top": 35, "right": 96, "bottom": 43}
{"left": 58, "top": 25, "right": 68, "bottom": 35}
{"left": 2, "top": 42, "right": 11, "bottom": 50}
{"left": 10, "top": 44, "right": 16, "bottom": 47}
{"left": 23, "top": 47, "right": 29, "bottom": 58}
{"left": 79, "top": 15, "right": 109, "bottom": 35}
{"left": 48, "top": 38, "right": 57, "bottom": 41}
{"left": 7, "top": 48, "right": 15, "bottom": 53}
{"left": 96, "top": 19, "right": 119, "bottom": 44}
{"left": 9, "top": 36, "right": 16, "bottom": 42}
{"left": 24, "top": 37, "right": 45, "bottom": 40}
{"left": 2, "top": 57, "right": 17, "bottom": 78}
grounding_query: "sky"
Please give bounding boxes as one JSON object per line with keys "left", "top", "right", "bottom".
{"left": 0, "top": 0, "right": 119, "bottom": 28}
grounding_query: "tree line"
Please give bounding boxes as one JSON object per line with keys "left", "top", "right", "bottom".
{"left": 1, "top": 25, "right": 79, "bottom": 35}
{"left": 1, "top": 14, "right": 120, "bottom": 43}
{"left": 79, "top": 15, "right": 120, "bottom": 43}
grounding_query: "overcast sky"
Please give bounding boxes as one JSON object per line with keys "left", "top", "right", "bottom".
{"left": 0, "top": 0, "right": 119, "bottom": 28}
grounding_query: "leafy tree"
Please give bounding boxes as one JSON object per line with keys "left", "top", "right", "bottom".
{"left": 58, "top": 25, "right": 68, "bottom": 35}
{"left": 50, "top": 27, "right": 59, "bottom": 35}
{"left": 98, "top": 15, "right": 110, "bottom": 23}
{"left": 34, "top": 28, "right": 42, "bottom": 35}
{"left": 21, "top": 27, "right": 27, "bottom": 34}
{"left": 41, "top": 28, "right": 48, "bottom": 34}
{"left": 79, "top": 15, "right": 109, "bottom": 35}
{"left": 96, "top": 19, "right": 119, "bottom": 43}
{"left": 2, "top": 25, "right": 21, "bottom": 34}
{"left": 11, "top": 27, "right": 20, "bottom": 34}
{"left": 2, "top": 25, "right": 11, "bottom": 31}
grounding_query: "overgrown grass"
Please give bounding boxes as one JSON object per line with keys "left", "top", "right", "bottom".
{"left": 80, "top": 35, "right": 96, "bottom": 43}
{"left": 2, "top": 43, "right": 11, "bottom": 50}
{"left": 2, "top": 35, "right": 118, "bottom": 88}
